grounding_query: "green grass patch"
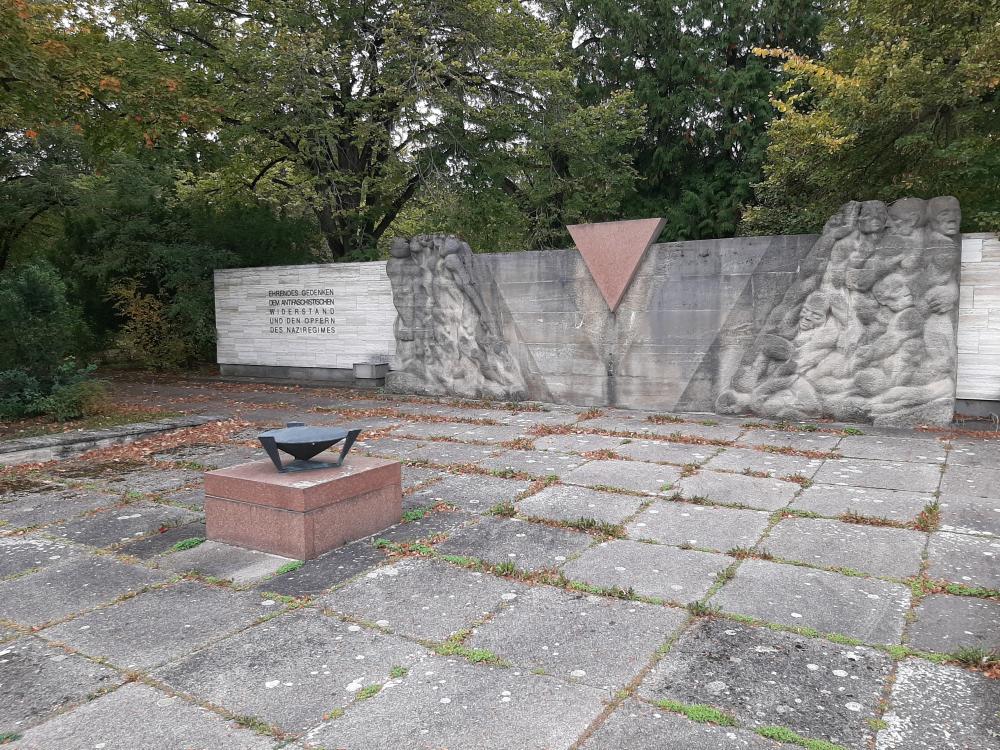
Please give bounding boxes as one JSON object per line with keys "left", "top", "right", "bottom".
{"left": 488, "top": 502, "right": 517, "bottom": 517}
{"left": 0, "top": 732, "right": 22, "bottom": 744}
{"left": 842, "top": 427, "right": 864, "bottom": 436}
{"left": 274, "top": 560, "right": 304, "bottom": 576}
{"left": 656, "top": 699, "right": 737, "bottom": 726}
{"left": 389, "top": 665, "right": 409, "bottom": 679}
{"left": 355, "top": 684, "right": 382, "bottom": 700}
{"left": 402, "top": 507, "right": 430, "bottom": 522}
{"left": 755, "top": 726, "right": 847, "bottom": 750}
{"left": 170, "top": 537, "right": 205, "bottom": 552}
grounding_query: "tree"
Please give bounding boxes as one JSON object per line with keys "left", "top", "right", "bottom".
{"left": 743, "top": 0, "right": 1000, "bottom": 235}
{"left": 542, "top": 0, "right": 824, "bottom": 241}
{"left": 113, "top": 0, "right": 639, "bottom": 259}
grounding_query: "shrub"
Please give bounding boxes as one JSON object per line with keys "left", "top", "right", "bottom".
{"left": 109, "top": 281, "right": 191, "bottom": 369}
{"left": 0, "top": 262, "right": 89, "bottom": 378}
{"left": 36, "top": 377, "right": 109, "bottom": 421}
{"left": 0, "top": 370, "right": 43, "bottom": 419}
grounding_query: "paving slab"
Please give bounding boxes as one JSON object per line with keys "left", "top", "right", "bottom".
{"left": 152, "top": 443, "right": 266, "bottom": 468}
{"left": 614, "top": 439, "right": 720, "bottom": 466}
{"left": 156, "top": 608, "right": 432, "bottom": 733}
{"left": 372, "top": 509, "right": 474, "bottom": 544}
{"left": 0, "top": 554, "right": 167, "bottom": 627}
{"left": 626, "top": 502, "right": 771, "bottom": 551}
{"left": 908, "top": 593, "right": 1000, "bottom": 653}
{"left": 561, "top": 459, "right": 680, "bottom": 495}
{"left": 401, "top": 465, "right": 446, "bottom": 490}
{"left": 634, "top": 420, "right": 744, "bottom": 443}
{"left": 8, "top": 683, "right": 278, "bottom": 750}
{"left": 306, "top": 653, "right": 607, "bottom": 750}
{"left": 97, "top": 466, "right": 204, "bottom": 495}
{"left": 320, "top": 558, "right": 530, "bottom": 641}
{"left": 356, "top": 436, "right": 427, "bottom": 460}
{"left": 158, "top": 540, "right": 292, "bottom": 584}
{"left": 116, "top": 521, "right": 207, "bottom": 559}
{"left": 462, "top": 424, "right": 532, "bottom": 442}
{"left": 938, "top": 492, "right": 1000, "bottom": 536}
{"left": 580, "top": 699, "right": 799, "bottom": 749}
{"left": 835, "top": 435, "right": 948, "bottom": 463}
{"left": 154, "top": 484, "right": 205, "bottom": 510}
{"left": 947, "top": 438, "right": 1000, "bottom": 469}
{"left": 517, "top": 484, "right": 644, "bottom": 525}
{"left": 705, "top": 447, "right": 824, "bottom": 479}
{"left": 0, "top": 487, "right": 119, "bottom": 530}
{"left": 405, "top": 440, "right": 498, "bottom": 466}
{"left": 391, "top": 421, "right": 484, "bottom": 439}
{"left": 562, "top": 540, "right": 730, "bottom": 603}
{"left": 926, "top": 531, "right": 1000, "bottom": 589}
{"left": 256, "top": 539, "right": 387, "bottom": 597}
{"left": 469, "top": 586, "right": 686, "bottom": 689}
{"left": 813, "top": 459, "right": 941, "bottom": 493}
{"left": 0, "top": 636, "right": 122, "bottom": 729}
{"left": 0, "top": 536, "right": 74, "bottom": 579}
{"left": 436, "top": 517, "right": 592, "bottom": 571}
{"left": 675, "top": 470, "right": 799, "bottom": 511}
{"left": 738, "top": 430, "right": 841, "bottom": 451}
{"left": 479, "top": 449, "right": 591, "bottom": 478}
{"left": 876, "top": 659, "right": 1000, "bottom": 749}
{"left": 939, "top": 464, "right": 1000, "bottom": 498}
{"left": 764, "top": 518, "right": 926, "bottom": 578}
{"left": 46, "top": 502, "right": 201, "bottom": 549}
{"left": 43, "top": 581, "right": 271, "bottom": 669}
{"left": 792, "top": 484, "right": 933, "bottom": 523}
{"left": 534, "top": 433, "right": 627, "bottom": 453}
{"left": 710, "top": 559, "right": 911, "bottom": 644}
{"left": 407, "top": 473, "right": 532, "bottom": 512}
{"left": 639, "top": 619, "right": 891, "bottom": 750}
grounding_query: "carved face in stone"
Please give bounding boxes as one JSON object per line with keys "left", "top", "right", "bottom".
{"left": 859, "top": 201, "right": 888, "bottom": 235}
{"left": 927, "top": 197, "right": 961, "bottom": 237}
{"left": 389, "top": 237, "right": 411, "bottom": 259}
{"left": 887, "top": 198, "right": 925, "bottom": 237}
{"left": 799, "top": 293, "right": 830, "bottom": 332}
{"left": 824, "top": 201, "right": 861, "bottom": 239}
{"left": 872, "top": 273, "right": 914, "bottom": 312}
{"left": 442, "top": 236, "right": 464, "bottom": 256}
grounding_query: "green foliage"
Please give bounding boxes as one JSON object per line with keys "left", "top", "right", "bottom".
{"left": 34, "top": 367, "right": 108, "bottom": 421}
{"left": 171, "top": 537, "right": 206, "bottom": 552}
{"left": 274, "top": 560, "right": 305, "bottom": 575}
{"left": 545, "top": 0, "right": 824, "bottom": 241}
{"left": 755, "top": 726, "right": 847, "bottom": 750}
{"left": 656, "top": 699, "right": 738, "bottom": 727}
{"left": 745, "top": 0, "right": 1000, "bottom": 235}
{"left": 0, "top": 261, "right": 89, "bottom": 377}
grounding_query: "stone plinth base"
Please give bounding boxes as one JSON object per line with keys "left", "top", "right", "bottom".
{"left": 203, "top": 455, "right": 401, "bottom": 560}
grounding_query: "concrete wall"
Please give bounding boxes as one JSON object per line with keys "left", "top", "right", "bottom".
{"left": 958, "top": 233, "right": 1000, "bottom": 401}
{"left": 480, "top": 234, "right": 818, "bottom": 411}
{"left": 214, "top": 262, "right": 395, "bottom": 372}
{"left": 214, "top": 232, "right": 1000, "bottom": 408}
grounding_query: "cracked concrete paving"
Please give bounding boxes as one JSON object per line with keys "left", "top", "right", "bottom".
{"left": 0, "top": 378, "right": 997, "bottom": 749}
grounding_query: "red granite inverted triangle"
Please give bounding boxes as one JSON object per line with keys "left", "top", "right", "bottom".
{"left": 567, "top": 218, "right": 666, "bottom": 312}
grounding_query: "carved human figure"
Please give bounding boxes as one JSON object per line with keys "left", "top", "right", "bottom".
{"left": 385, "top": 234, "right": 526, "bottom": 399}
{"left": 718, "top": 196, "right": 960, "bottom": 426}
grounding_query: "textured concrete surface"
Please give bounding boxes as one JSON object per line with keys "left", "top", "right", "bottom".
{"left": 435, "top": 516, "right": 592, "bottom": 571}
{"left": 2, "top": 378, "right": 997, "bottom": 747}
{"left": 468, "top": 586, "right": 687, "bottom": 689}
{"left": 640, "top": 620, "right": 892, "bottom": 750}
{"left": 876, "top": 660, "right": 1000, "bottom": 749}
{"left": 563, "top": 540, "right": 730, "bottom": 603}
{"left": 627, "top": 502, "right": 771, "bottom": 551}
{"left": 763, "top": 517, "right": 926, "bottom": 578}
{"left": 710, "top": 559, "right": 911, "bottom": 644}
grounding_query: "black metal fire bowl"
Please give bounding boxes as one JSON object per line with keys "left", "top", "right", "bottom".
{"left": 258, "top": 422, "right": 362, "bottom": 473}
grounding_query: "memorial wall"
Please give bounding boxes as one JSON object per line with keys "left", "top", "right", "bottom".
{"left": 215, "top": 225, "right": 1000, "bottom": 417}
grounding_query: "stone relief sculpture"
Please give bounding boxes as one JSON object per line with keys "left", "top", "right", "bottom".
{"left": 385, "top": 234, "right": 526, "bottom": 399}
{"left": 716, "top": 197, "right": 961, "bottom": 425}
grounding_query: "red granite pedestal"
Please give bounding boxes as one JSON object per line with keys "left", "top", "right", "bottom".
{"left": 203, "top": 455, "right": 401, "bottom": 560}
